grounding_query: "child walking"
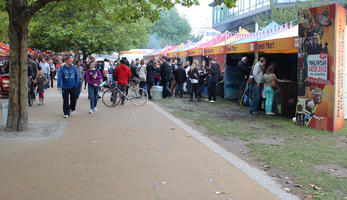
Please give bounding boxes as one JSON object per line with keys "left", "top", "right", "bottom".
{"left": 36, "top": 71, "right": 48, "bottom": 105}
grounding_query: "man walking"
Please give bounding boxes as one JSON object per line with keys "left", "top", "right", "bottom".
{"left": 249, "top": 57, "right": 266, "bottom": 115}
{"left": 237, "top": 57, "right": 250, "bottom": 104}
{"left": 208, "top": 58, "right": 220, "bottom": 103}
{"left": 40, "top": 58, "right": 50, "bottom": 89}
{"left": 57, "top": 57, "right": 80, "bottom": 118}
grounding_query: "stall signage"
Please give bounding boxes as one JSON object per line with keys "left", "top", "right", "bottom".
{"left": 256, "top": 41, "right": 275, "bottom": 50}
{"left": 296, "top": 3, "right": 346, "bottom": 131}
{"left": 225, "top": 45, "right": 238, "bottom": 52}
{"left": 307, "top": 53, "right": 328, "bottom": 82}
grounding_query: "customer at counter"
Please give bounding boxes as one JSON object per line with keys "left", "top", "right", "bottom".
{"left": 237, "top": 56, "right": 250, "bottom": 104}
{"left": 249, "top": 57, "right": 266, "bottom": 115}
{"left": 262, "top": 64, "right": 278, "bottom": 115}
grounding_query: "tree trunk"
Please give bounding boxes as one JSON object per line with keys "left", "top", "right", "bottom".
{"left": 82, "top": 50, "right": 88, "bottom": 62}
{"left": 6, "top": 0, "right": 30, "bottom": 132}
{"left": 73, "top": 42, "right": 80, "bottom": 62}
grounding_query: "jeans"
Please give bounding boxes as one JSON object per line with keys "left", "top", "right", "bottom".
{"left": 239, "top": 79, "right": 247, "bottom": 103}
{"left": 190, "top": 83, "right": 199, "bottom": 99}
{"left": 88, "top": 84, "right": 99, "bottom": 110}
{"left": 147, "top": 82, "right": 154, "bottom": 99}
{"left": 249, "top": 84, "right": 260, "bottom": 114}
{"left": 139, "top": 81, "right": 146, "bottom": 96}
{"left": 175, "top": 83, "right": 184, "bottom": 97}
{"left": 118, "top": 84, "right": 127, "bottom": 104}
{"left": 44, "top": 73, "right": 49, "bottom": 89}
{"left": 264, "top": 86, "right": 274, "bottom": 113}
{"left": 208, "top": 81, "right": 217, "bottom": 101}
{"left": 76, "top": 81, "right": 82, "bottom": 100}
{"left": 62, "top": 87, "right": 77, "bottom": 115}
{"left": 161, "top": 80, "right": 171, "bottom": 98}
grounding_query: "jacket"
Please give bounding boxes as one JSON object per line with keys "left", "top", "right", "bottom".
{"left": 160, "top": 61, "right": 172, "bottom": 81}
{"left": 210, "top": 63, "right": 220, "bottom": 83}
{"left": 189, "top": 67, "right": 199, "bottom": 83}
{"left": 57, "top": 65, "right": 80, "bottom": 89}
{"left": 252, "top": 62, "right": 263, "bottom": 85}
{"left": 146, "top": 64, "right": 156, "bottom": 83}
{"left": 237, "top": 60, "right": 250, "bottom": 81}
{"left": 138, "top": 64, "right": 147, "bottom": 82}
{"left": 86, "top": 68, "right": 102, "bottom": 85}
{"left": 114, "top": 64, "right": 131, "bottom": 85}
{"left": 174, "top": 67, "right": 187, "bottom": 84}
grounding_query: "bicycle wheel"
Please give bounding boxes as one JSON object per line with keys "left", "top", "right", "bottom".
{"left": 129, "top": 88, "right": 148, "bottom": 106}
{"left": 102, "top": 88, "right": 121, "bottom": 107}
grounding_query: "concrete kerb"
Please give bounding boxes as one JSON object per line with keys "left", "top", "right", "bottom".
{"left": 149, "top": 102, "right": 300, "bottom": 200}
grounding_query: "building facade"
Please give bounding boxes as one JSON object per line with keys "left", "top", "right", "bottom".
{"left": 210, "top": 0, "right": 345, "bottom": 32}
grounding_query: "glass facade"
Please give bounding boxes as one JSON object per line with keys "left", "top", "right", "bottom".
{"left": 212, "top": 0, "right": 301, "bottom": 25}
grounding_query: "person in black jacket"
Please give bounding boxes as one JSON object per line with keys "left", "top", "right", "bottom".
{"left": 208, "top": 58, "right": 220, "bottom": 102}
{"left": 198, "top": 59, "right": 208, "bottom": 98}
{"left": 237, "top": 57, "right": 250, "bottom": 104}
{"left": 189, "top": 60, "right": 200, "bottom": 102}
{"left": 160, "top": 56, "right": 172, "bottom": 98}
{"left": 174, "top": 61, "right": 186, "bottom": 97}
{"left": 146, "top": 59, "right": 157, "bottom": 99}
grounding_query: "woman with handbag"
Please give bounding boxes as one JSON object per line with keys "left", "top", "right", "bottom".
{"left": 262, "top": 65, "right": 278, "bottom": 115}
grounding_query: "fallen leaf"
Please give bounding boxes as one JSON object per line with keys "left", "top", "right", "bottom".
{"left": 93, "top": 140, "right": 98, "bottom": 144}
{"left": 263, "top": 164, "right": 271, "bottom": 169}
{"left": 161, "top": 182, "right": 168, "bottom": 185}
{"left": 215, "top": 191, "right": 228, "bottom": 195}
{"left": 170, "top": 128, "right": 175, "bottom": 130}
{"left": 285, "top": 181, "right": 292, "bottom": 184}
{"left": 295, "top": 184, "right": 303, "bottom": 188}
{"left": 187, "top": 135, "right": 192, "bottom": 138}
{"left": 308, "top": 184, "right": 321, "bottom": 190}
{"left": 299, "top": 160, "right": 303, "bottom": 163}
{"left": 283, "top": 188, "right": 290, "bottom": 192}
{"left": 329, "top": 168, "right": 337, "bottom": 172}
{"left": 290, "top": 163, "right": 295, "bottom": 166}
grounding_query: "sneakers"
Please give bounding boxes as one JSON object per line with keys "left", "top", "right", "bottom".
{"left": 94, "top": 107, "right": 98, "bottom": 112}
{"left": 266, "top": 112, "right": 275, "bottom": 115}
{"left": 71, "top": 110, "right": 75, "bottom": 115}
{"left": 209, "top": 100, "right": 216, "bottom": 103}
{"left": 64, "top": 115, "right": 69, "bottom": 118}
{"left": 89, "top": 109, "right": 94, "bottom": 114}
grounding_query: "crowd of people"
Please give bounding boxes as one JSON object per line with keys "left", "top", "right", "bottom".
{"left": 26, "top": 52, "right": 226, "bottom": 118}
{"left": 237, "top": 56, "right": 278, "bottom": 115}
{"left": 26, "top": 52, "right": 279, "bottom": 118}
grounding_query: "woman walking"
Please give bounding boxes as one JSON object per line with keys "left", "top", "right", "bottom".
{"left": 86, "top": 62, "right": 102, "bottom": 114}
{"left": 262, "top": 65, "right": 277, "bottom": 115}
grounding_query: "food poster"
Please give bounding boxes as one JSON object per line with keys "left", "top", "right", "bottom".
{"left": 297, "top": 4, "right": 346, "bottom": 131}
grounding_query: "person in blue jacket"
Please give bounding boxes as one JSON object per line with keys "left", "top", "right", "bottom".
{"left": 57, "top": 56, "right": 80, "bottom": 118}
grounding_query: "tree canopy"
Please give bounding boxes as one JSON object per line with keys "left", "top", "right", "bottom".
{"left": 147, "top": 8, "right": 191, "bottom": 48}
{"left": 29, "top": 0, "right": 152, "bottom": 60}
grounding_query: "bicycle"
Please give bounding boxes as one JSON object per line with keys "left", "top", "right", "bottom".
{"left": 102, "top": 81, "right": 148, "bottom": 107}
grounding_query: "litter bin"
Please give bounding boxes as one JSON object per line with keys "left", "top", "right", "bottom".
{"left": 2, "top": 101, "right": 8, "bottom": 127}
{"left": 151, "top": 86, "right": 163, "bottom": 100}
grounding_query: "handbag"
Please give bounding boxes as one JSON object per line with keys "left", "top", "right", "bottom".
{"left": 271, "top": 74, "right": 278, "bottom": 90}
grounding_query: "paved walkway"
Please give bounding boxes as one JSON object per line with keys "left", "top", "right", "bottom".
{"left": 0, "top": 88, "right": 284, "bottom": 200}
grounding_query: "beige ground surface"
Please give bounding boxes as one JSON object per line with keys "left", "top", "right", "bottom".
{"left": 0, "top": 88, "right": 280, "bottom": 200}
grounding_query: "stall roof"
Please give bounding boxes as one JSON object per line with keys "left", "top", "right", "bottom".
{"left": 260, "top": 25, "right": 298, "bottom": 41}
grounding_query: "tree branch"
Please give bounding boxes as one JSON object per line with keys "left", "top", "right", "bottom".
{"left": 27, "top": 0, "right": 62, "bottom": 16}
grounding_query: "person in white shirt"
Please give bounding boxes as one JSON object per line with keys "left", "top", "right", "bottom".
{"left": 40, "top": 58, "right": 50, "bottom": 89}
{"left": 138, "top": 59, "right": 147, "bottom": 96}
{"left": 249, "top": 57, "right": 266, "bottom": 115}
